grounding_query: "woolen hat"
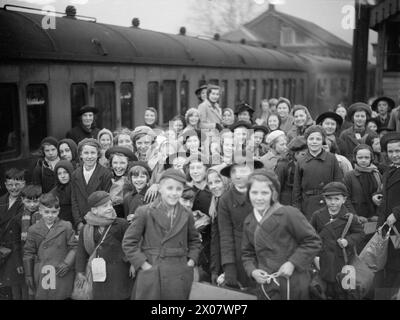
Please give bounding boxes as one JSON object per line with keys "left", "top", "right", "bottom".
{"left": 78, "top": 105, "right": 98, "bottom": 116}
{"left": 229, "top": 120, "right": 252, "bottom": 131}
{"left": 371, "top": 96, "right": 395, "bottom": 112}
{"left": 347, "top": 102, "right": 371, "bottom": 119}
{"left": 248, "top": 168, "right": 281, "bottom": 193}
{"left": 160, "top": 168, "right": 187, "bottom": 185}
{"left": 322, "top": 182, "right": 348, "bottom": 197}
{"left": 54, "top": 160, "right": 74, "bottom": 177}
{"left": 287, "top": 136, "right": 307, "bottom": 152}
{"left": 316, "top": 112, "right": 343, "bottom": 127}
{"left": 40, "top": 136, "right": 58, "bottom": 149}
{"left": 304, "top": 125, "right": 326, "bottom": 140}
{"left": 220, "top": 157, "right": 263, "bottom": 178}
{"left": 88, "top": 191, "right": 111, "bottom": 208}
{"left": 131, "top": 126, "right": 156, "bottom": 141}
{"left": 129, "top": 161, "right": 151, "bottom": 175}
{"left": 105, "top": 146, "right": 137, "bottom": 161}
{"left": 252, "top": 125, "right": 269, "bottom": 135}
{"left": 265, "top": 130, "right": 285, "bottom": 145}
{"left": 380, "top": 132, "right": 400, "bottom": 152}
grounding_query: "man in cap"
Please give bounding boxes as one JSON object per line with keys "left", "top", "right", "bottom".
{"left": 377, "top": 132, "right": 400, "bottom": 297}
{"left": 122, "top": 168, "right": 201, "bottom": 300}
{"left": 66, "top": 105, "right": 100, "bottom": 144}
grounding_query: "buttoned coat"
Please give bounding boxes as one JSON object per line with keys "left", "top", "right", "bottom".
{"left": 66, "top": 123, "right": 100, "bottom": 145}
{"left": 122, "top": 200, "right": 201, "bottom": 300}
{"left": 198, "top": 100, "right": 222, "bottom": 130}
{"left": 377, "top": 166, "right": 400, "bottom": 271}
{"left": 310, "top": 207, "right": 364, "bottom": 282}
{"left": 75, "top": 218, "right": 132, "bottom": 300}
{"left": 23, "top": 218, "right": 77, "bottom": 300}
{"left": 0, "top": 194, "right": 24, "bottom": 287}
{"left": 293, "top": 150, "right": 343, "bottom": 220}
{"left": 339, "top": 126, "right": 378, "bottom": 161}
{"left": 71, "top": 164, "right": 112, "bottom": 227}
{"left": 242, "top": 205, "right": 321, "bottom": 299}
{"left": 32, "top": 159, "right": 57, "bottom": 193}
{"left": 218, "top": 186, "right": 253, "bottom": 287}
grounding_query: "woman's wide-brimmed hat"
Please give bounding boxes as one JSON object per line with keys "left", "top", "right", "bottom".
{"left": 371, "top": 96, "right": 395, "bottom": 112}
{"left": 316, "top": 112, "right": 343, "bottom": 127}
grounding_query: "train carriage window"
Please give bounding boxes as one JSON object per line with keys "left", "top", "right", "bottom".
{"left": 94, "top": 82, "right": 115, "bottom": 130}
{"left": 220, "top": 80, "right": 228, "bottom": 108}
{"left": 268, "top": 79, "right": 274, "bottom": 98}
{"left": 148, "top": 81, "right": 159, "bottom": 114}
{"left": 274, "top": 79, "right": 279, "bottom": 98}
{"left": 209, "top": 79, "right": 219, "bottom": 86}
{"left": 262, "top": 79, "right": 269, "bottom": 99}
{"left": 0, "top": 84, "right": 20, "bottom": 160}
{"left": 198, "top": 79, "right": 207, "bottom": 87}
{"left": 282, "top": 79, "right": 288, "bottom": 98}
{"left": 299, "top": 79, "right": 305, "bottom": 103}
{"left": 120, "top": 82, "right": 134, "bottom": 128}
{"left": 180, "top": 80, "right": 189, "bottom": 115}
{"left": 70, "top": 83, "right": 88, "bottom": 128}
{"left": 243, "top": 79, "right": 250, "bottom": 103}
{"left": 235, "top": 80, "right": 241, "bottom": 103}
{"left": 251, "top": 80, "right": 257, "bottom": 107}
{"left": 26, "top": 84, "right": 48, "bottom": 152}
{"left": 330, "top": 78, "right": 339, "bottom": 96}
{"left": 162, "top": 80, "right": 177, "bottom": 123}
{"left": 340, "top": 79, "right": 348, "bottom": 95}
{"left": 291, "top": 79, "right": 296, "bottom": 103}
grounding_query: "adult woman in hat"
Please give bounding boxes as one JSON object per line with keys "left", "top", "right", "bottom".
{"left": 339, "top": 102, "right": 378, "bottom": 162}
{"left": 287, "top": 105, "right": 314, "bottom": 142}
{"left": 260, "top": 130, "right": 288, "bottom": 172}
{"left": 241, "top": 169, "right": 321, "bottom": 300}
{"left": 75, "top": 191, "right": 133, "bottom": 300}
{"left": 222, "top": 108, "right": 235, "bottom": 128}
{"left": 71, "top": 138, "right": 113, "bottom": 232}
{"left": 235, "top": 102, "right": 254, "bottom": 124}
{"left": 198, "top": 85, "right": 222, "bottom": 131}
{"left": 66, "top": 105, "right": 100, "bottom": 144}
{"left": 293, "top": 125, "right": 343, "bottom": 220}
{"left": 105, "top": 146, "right": 137, "bottom": 218}
{"left": 316, "top": 111, "right": 345, "bottom": 156}
{"left": 218, "top": 157, "right": 263, "bottom": 291}
{"left": 371, "top": 96, "right": 395, "bottom": 131}
{"left": 276, "top": 98, "right": 294, "bottom": 134}
{"left": 122, "top": 169, "right": 201, "bottom": 300}
{"left": 251, "top": 125, "right": 269, "bottom": 159}
{"left": 195, "top": 84, "right": 208, "bottom": 105}
{"left": 275, "top": 136, "right": 308, "bottom": 206}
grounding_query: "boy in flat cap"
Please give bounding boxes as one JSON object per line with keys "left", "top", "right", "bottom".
{"left": 310, "top": 182, "right": 364, "bottom": 300}
{"left": 75, "top": 191, "right": 133, "bottom": 300}
{"left": 122, "top": 169, "right": 201, "bottom": 300}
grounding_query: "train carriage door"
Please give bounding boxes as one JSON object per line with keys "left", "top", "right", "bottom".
{"left": 148, "top": 81, "right": 160, "bottom": 125}
{"left": 162, "top": 80, "right": 177, "bottom": 124}
{"left": 26, "top": 84, "right": 48, "bottom": 152}
{"left": 120, "top": 82, "right": 134, "bottom": 129}
{"left": 180, "top": 80, "right": 189, "bottom": 116}
{"left": 220, "top": 80, "right": 228, "bottom": 108}
{"left": 94, "top": 82, "right": 115, "bottom": 130}
{"left": 251, "top": 80, "right": 257, "bottom": 108}
{"left": 0, "top": 84, "right": 20, "bottom": 160}
{"left": 70, "top": 83, "right": 88, "bottom": 128}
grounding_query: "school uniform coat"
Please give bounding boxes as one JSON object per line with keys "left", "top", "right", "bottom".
{"left": 242, "top": 205, "right": 321, "bottom": 299}
{"left": 75, "top": 218, "right": 132, "bottom": 300}
{"left": 218, "top": 186, "right": 253, "bottom": 287}
{"left": 293, "top": 149, "right": 343, "bottom": 220}
{"left": 377, "top": 166, "right": 400, "bottom": 271}
{"left": 23, "top": 218, "right": 77, "bottom": 300}
{"left": 310, "top": 207, "right": 364, "bottom": 283}
{"left": 0, "top": 194, "right": 24, "bottom": 287}
{"left": 71, "top": 164, "right": 112, "bottom": 227}
{"left": 122, "top": 200, "right": 201, "bottom": 300}
{"left": 275, "top": 157, "right": 295, "bottom": 205}
{"left": 339, "top": 126, "right": 378, "bottom": 161}
{"left": 32, "top": 159, "right": 57, "bottom": 193}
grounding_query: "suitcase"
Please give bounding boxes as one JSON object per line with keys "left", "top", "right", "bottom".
{"left": 189, "top": 282, "right": 257, "bottom": 300}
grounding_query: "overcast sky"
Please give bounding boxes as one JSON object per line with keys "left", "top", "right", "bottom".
{"left": 2, "top": 0, "right": 377, "bottom": 60}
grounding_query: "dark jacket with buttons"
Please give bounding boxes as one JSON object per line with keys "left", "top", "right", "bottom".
{"left": 218, "top": 186, "right": 253, "bottom": 287}
{"left": 122, "top": 199, "right": 201, "bottom": 300}
{"left": 123, "top": 186, "right": 149, "bottom": 218}
{"left": 32, "top": 158, "right": 56, "bottom": 193}
{"left": 293, "top": 149, "right": 343, "bottom": 220}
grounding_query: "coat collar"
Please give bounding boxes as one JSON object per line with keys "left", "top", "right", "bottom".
{"left": 0, "top": 195, "right": 22, "bottom": 226}
{"left": 385, "top": 166, "right": 400, "bottom": 189}
{"left": 304, "top": 149, "right": 327, "bottom": 162}
{"left": 230, "top": 186, "right": 248, "bottom": 206}
{"left": 36, "top": 218, "right": 66, "bottom": 244}
{"left": 75, "top": 164, "right": 103, "bottom": 195}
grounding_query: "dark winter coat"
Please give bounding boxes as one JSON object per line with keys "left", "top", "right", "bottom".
{"left": 32, "top": 159, "right": 57, "bottom": 193}
{"left": 293, "top": 149, "right": 343, "bottom": 220}
{"left": 71, "top": 164, "right": 112, "bottom": 227}
{"left": 23, "top": 218, "right": 77, "bottom": 300}
{"left": 66, "top": 123, "right": 100, "bottom": 145}
{"left": 122, "top": 200, "right": 201, "bottom": 300}
{"left": 275, "top": 157, "right": 296, "bottom": 205}
{"left": 218, "top": 186, "right": 253, "bottom": 288}
{"left": 310, "top": 207, "right": 364, "bottom": 282}
{"left": 123, "top": 186, "right": 149, "bottom": 218}
{"left": 75, "top": 218, "right": 132, "bottom": 300}
{"left": 242, "top": 205, "right": 321, "bottom": 300}
{"left": 339, "top": 126, "right": 378, "bottom": 162}
{"left": 0, "top": 194, "right": 24, "bottom": 286}
{"left": 377, "top": 166, "right": 400, "bottom": 271}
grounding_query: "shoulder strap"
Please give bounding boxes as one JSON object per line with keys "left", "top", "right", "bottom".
{"left": 341, "top": 213, "right": 354, "bottom": 264}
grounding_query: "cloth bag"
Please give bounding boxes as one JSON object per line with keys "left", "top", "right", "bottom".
{"left": 336, "top": 214, "right": 375, "bottom": 299}
{"left": 359, "top": 223, "right": 391, "bottom": 272}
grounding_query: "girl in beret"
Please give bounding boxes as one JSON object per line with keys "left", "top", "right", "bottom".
{"left": 122, "top": 169, "right": 201, "bottom": 300}
{"left": 293, "top": 125, "right": 343, "bottom": 220}
{"left": 242, "top": 169, "right": 321, "bottom": 300}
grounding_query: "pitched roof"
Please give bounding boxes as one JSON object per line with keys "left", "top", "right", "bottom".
{"left": 243, "top": 7, "right": 351, "bottom": 48}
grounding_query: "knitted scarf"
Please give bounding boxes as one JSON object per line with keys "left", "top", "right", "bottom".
{"left": 83, "top": 211, "right": 116, "bottom": 255}
{"left": 354, "top": 163, "right": 382, "bottom": 191}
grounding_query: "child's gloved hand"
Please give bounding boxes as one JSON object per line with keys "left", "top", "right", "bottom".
{"left": 56, "top": 262, "right": 70, "bottom": 277}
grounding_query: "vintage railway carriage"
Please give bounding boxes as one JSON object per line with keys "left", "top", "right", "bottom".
{"left": 0, "top": 5, "right": 358, "bottom": 191}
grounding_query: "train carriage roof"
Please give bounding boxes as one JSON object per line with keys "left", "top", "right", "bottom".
{"left": 0, "top": 7, "right": 308, "bottom": 71}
